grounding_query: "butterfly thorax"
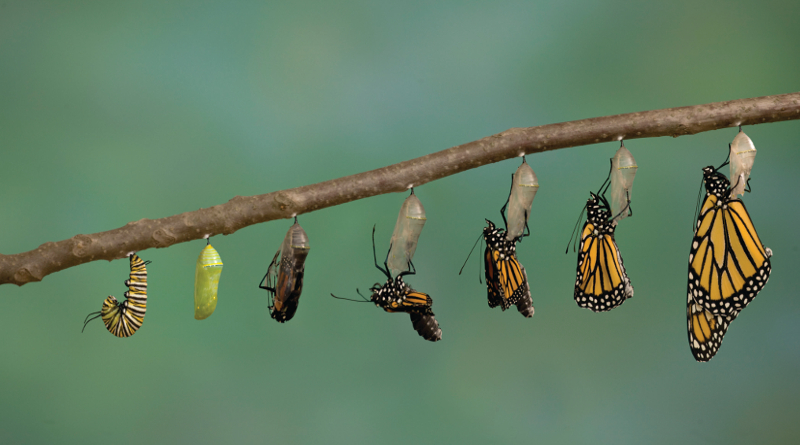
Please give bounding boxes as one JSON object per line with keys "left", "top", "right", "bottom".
{"left": 483, "top": 220, "right": 516, "bottom": 260}
{"left": 585, "top": 193, "right": 614, "bottom": 236}
{"left": 370, "top": 276, "right": 407, "bottom": 305}
{"left": 702, "top": 166, "right": 730, "bottom": 199}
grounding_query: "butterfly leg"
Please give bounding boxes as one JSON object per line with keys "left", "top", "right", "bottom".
{"left": 372, "top": 225, "right": 391, "bottom": 279}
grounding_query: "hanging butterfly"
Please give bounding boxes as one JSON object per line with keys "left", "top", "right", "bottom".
{"left": 259, "top": 218, "right": 310, "bottom": 323}
{"left": 686, "top": 161, "right": 772, "bottom": 361}
{"left": 82, "top": 253, "right": 151, "bottom": 337}
{"left": 332, "top": 226, "right": 442, "bottom": 342}
{"left": 459, "top": 159, "right": 535, "bottom": 318}
{"left": 569, "top": 165, "right": 634, "bottom": 312}
{"left": 482, "top": 219, "right": 533, "bottom": 317}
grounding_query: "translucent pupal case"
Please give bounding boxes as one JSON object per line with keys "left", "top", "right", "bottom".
{"left": 729, "top": 129, "right": 756, "bottom": 198}
{"left": 505, "top": 159, "right": 539, "bottom": 241}
{"left": 194, "top": 244, "right": 223, "bottom": 320}
{"left": 609, "top": 142, "right": 638, "bottom": 224}
{"left": 267, "top": 221, "right": 310, "bottom": 322}
{"left": 387, "top": 191, "right": 427, "bottom": 278}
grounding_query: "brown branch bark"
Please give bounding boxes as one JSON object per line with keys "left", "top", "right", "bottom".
{"left": 2, "top": 92, "right": 799, "bottom": 286}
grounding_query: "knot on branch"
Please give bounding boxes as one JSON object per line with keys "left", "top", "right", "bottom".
{"left": 273, "top": 192, "right": 297, "bottom": 213}
{"left": 71, "top": 235, "right": 93, "bottom": 258}
{"left": 152, "top": 229, "right": 177, "bottom": 246}
{"left": 14, "top": 267, "right": 42, "bottom": 284}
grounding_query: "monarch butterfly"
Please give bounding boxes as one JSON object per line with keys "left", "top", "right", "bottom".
{"left": 483, "top": 219, "right": 533, "bottom": 317}
{"left": 82, "top": 253, "right": 150, "bottom": 337}
{"left": 194, "top": 242, "right": 223, "bottom": 320}
{"left": 332, "top": 226, "right": 442, "bottom": 342}
{"left": 387, "top": 189, "right": 426, "bottom": 278}
{"left": 572, "top": 190, "right": 634, "bottom": 312}
{"left": 686, "top": 163, "right": 772, "bottom": 361}
{"left": 259, "top": 219, "right": 310, "bottom": 323}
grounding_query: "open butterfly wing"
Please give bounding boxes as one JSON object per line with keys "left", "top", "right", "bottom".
{"left": 689, "top": 195, "right": 771, "bottom": 317}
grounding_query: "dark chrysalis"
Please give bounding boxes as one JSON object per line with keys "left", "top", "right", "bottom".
{"left": 259, "top": 219, "right": 310, "bottom": 323}
{"left": 82, "top": 253, "right": 150, "bottom": 337}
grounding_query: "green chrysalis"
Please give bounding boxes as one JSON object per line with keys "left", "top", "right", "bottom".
{"left": 194, "top": 244, "right": 223, "bottom": 320}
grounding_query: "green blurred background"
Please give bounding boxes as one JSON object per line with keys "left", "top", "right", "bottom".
{"left": 1, "top": 0, "right": 798, "bottom": 443}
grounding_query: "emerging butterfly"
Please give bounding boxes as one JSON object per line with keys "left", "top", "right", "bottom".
{"left": 687, "top": 162, "right": 772, "bottom": 361}
{"left": 332, "top": 226, "right": 442, "bottom": 342}
{"left": 570, "top": 179, "right": 634, "bottom": 312}
{"left": 482, "top": 219, "right": 534, "bottom": 317}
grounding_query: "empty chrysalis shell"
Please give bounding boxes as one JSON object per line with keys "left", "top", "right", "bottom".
{"left": 505, "top": 159, "right": 539, "bottom": 240}
{"left": 194, "top": 244, "right": 223, "bottom": 320}
{"left": 266, "top": 221, "right": 310, "bottom": 322}
{"left": 729, "top": 129, "right": 756, "bottom": 198}
{"left": 387, "top": 191, "right": 427, "bottom": 278}
{"left": 609, "top": 142, "right": 638, "bottom": 224}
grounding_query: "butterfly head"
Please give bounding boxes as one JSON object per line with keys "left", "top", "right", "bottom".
{"left": 702, "top": 166, "right": 730, "bottom": 198}
{"left": 586, "top": 192, "right": 611, "bottom": 225}
{"left": 483, "top": 219, "right": 506, "bottom": 244}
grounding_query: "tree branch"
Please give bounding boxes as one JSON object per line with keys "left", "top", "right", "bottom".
{"left": 2, "top": 92, "right": 799, "bottom": 286}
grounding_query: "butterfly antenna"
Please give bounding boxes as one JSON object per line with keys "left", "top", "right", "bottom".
{"left": 459, "top": 232, "right": 483, "bottom": 275}
{"left": 565, "top": 205, "right": 586, "bottom": 254}
{"left": 477, "top": 236, "right": 483, "bottom": 284}
{"left": 82, "top": 311, "right": 102, "bottom": 333}
{"left": 693, "top": 175, "right": 704, "bottom": 233}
